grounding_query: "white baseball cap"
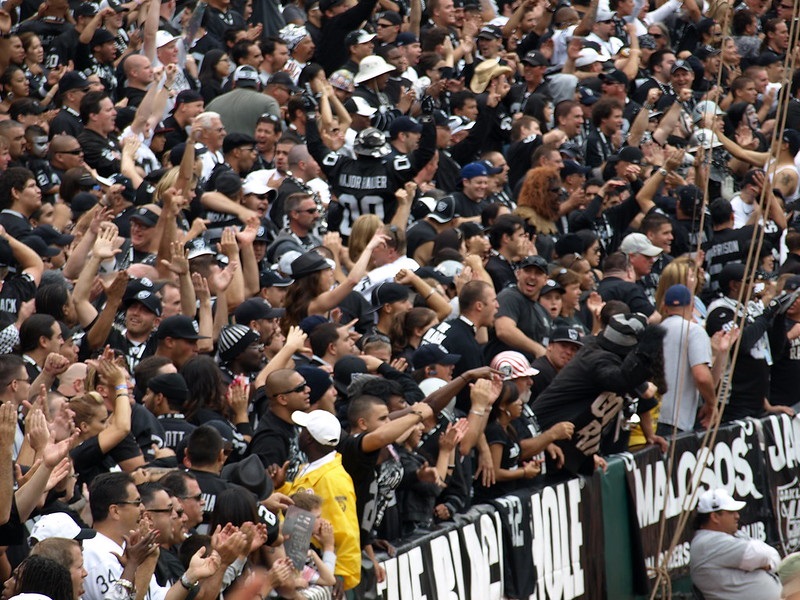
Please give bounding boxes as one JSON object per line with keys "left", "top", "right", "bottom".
{"left": 155, "top": 30, "right": 179, "bottom": 48}
{"left": 292, "top": 410, "right": 341, "bottom": 446}
{"left": 620, "top": 232, "right": 662, "bottom": 257}
{"left": 29, "top": 512, "right": 97, "bottom": 544}
{"left": 696, "top": 488, "right": 747, "bottom": 514}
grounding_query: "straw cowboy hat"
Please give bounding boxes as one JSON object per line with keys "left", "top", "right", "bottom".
{"left": 470, "top": 58, "right": 513, "bottom": 93}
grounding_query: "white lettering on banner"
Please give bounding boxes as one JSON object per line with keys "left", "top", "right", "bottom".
{"left": 530, "top": 479, "right": 585, "bottom": 600}
{"left": 377, "top": 557, "right": 397, "bottom": 600}
{"left": 461, "top": 515, "right": 504, "bottom": 600}
{"left": 428, "top": 537, "right": 459, "bottom": 600}
{"left": 643, "top": 542, "right": 691, "bottom": 572}
{"left": 740, "top": 520, "right": 767, "bottom": 542}
{"left": 766, "top": 414, "right": 800, "bottom": 472}
{"left": 494, "top": 496, "right": 525, "bottom": 547}
{"left": 632, "top": 433, "right": 761, "bottom": 528}
{"left": 398, "top": 547, "right": 426, "bottom": 600}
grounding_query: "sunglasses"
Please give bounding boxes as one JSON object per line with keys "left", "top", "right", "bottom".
{"left": 147, "top": 506, "right": 175, "bottom": 513}
{"left": 275, "top": 380, "right": 308, "bottom": 396}
{"left": 297, "top": 207, "right": 319, "bottom": 214}
{"left": 649, "top": 32, "right": 663, "bottom": 38}
{"left": 376, "top": 22, "right": 394, "bottom": 27}
{"left": 59, "top": 148, "right": 84, "bottom": 155}
{"left": 179, "top": 493, "right": 203, "bottom": 501}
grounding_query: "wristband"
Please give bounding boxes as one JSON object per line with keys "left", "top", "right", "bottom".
{"left": 411, "top": 410, "right": 425, "bottom": 422}
{"left": 470, "top": 409, "right": 485, "bottom": 417}
{"left": 425, "top": 289, "right": 436, "bottom": 299}
{"left": 115, "top": 384, "right": 128, "bottom": 391}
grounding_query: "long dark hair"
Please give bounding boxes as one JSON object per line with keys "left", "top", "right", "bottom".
{"left": 284, "top": 270, "right": 325, "bottom": 330}
{"left": 488, "top": 380, "right": 521, "bottom": 439}
{"left": 181, "top": 355, "right": 229, "bottom": 422}
{"left": 198, "top": 49, "right": 227, "bottom": 84}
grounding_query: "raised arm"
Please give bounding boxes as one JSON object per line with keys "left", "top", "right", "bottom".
{"left": 306, "top": 231, "right": 389, "bottom": 315}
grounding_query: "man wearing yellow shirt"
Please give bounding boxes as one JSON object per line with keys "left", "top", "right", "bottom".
{"left": 288, "top": 409, "right": 361, "bottom": 592}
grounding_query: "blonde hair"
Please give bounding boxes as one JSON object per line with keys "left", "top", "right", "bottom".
{"left": 654, "top": 256, "right": 698, "bottom": 311}
{"left": 153, "top": 167, "right": 181, "bottom": 204}
{"left": 348, "top": 214, "right": 383, "bottom": 262}
{"left": 69, "top": 391, "right": 105, "bottom": 428}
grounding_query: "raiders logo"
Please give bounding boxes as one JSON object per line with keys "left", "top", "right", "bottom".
{"left": 136, "top": 291, "right": 151, "bottom": 300}
{"left": 499, "top": 364, "right": 513, "bottom": 378}
{"left": 776, "top": 477, "right": 800, "bottom": 554}
{"left": 335, "top": 495, "right": 348, "bottom": 513}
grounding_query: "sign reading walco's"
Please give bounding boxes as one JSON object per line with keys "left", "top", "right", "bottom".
{"left": 624, "top": 420, "right": 775, "bottom": 581}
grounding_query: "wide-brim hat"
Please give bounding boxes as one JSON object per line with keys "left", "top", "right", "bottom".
{"left": 354, "top": 56, "right": 395, "bottom": 84}
{"left": 470, "top": 58, "right": 513, "bottom": 93}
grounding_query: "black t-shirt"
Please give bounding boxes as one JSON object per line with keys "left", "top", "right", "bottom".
{"left": 597, "top": 276, "right": 655, "bottom": 316}
{"left": 702, "top": 226, "right": 755, "bottom": 295}
{"left": 705, "top": 300, "right": 770, "bottom": 420}
{"left": 452, "top": 191, "right": 489, "bottom": 219}
{"left": 50, "top": 108, "right": 84, "bottom": 138}
{"left": 77, "top": 129, "right": 122, "bottom": 177}
{"left": 203, "top": 6, "right": 247, "bottom": 50}
{"left": 157, "top": 414, "right": 196, "bottom": 453}
{"left": 161, "top": 116, "right": 188, "bottom": 152}
{"left": 131, "top": 403, "right": 166, "bottom": 462}
{"left": 485, "top": 286, "right": 552, "bottom": 361}
{"left": 0, "top": 273, "right": 37, "bottom": 329}
{"left": 18, "top": 17, "right": 72, "bottom": 53}
{"left": 421, "top": 317, "right": 483, "bottom": 413}
{"left": 47, "top": 28, "right": 79, "bottom": 69}
{"left": 190, "top": 469, "right": 230, "bottom": 527}
{"left": 70, "top": 432, "right": 142, "bottom": 488}
{"left": 769, "top": 318, "right": 800, "bottom": 406}
{"left": 122, "top": 87, "right": 147, "bottom": 108}
{"left": 338, "top": 432, "right": 380, "bottom": 547}
{"left": 472, "top": 421, "right": 522, "bottom": 502}
{"left": 0, "top": 211, "right": 32, "bottom": 240}
{"left": 248, "top": 408, "right": 306, "bottom": 483}
{"left": 485, "top": 254, "right": 516, "bottom": 292}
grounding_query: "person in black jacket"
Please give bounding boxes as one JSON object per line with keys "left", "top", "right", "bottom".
{"left": 532, "top": 313, "right": 665, "bottom": 475}
{"left": 314, "top": 0, "right": 379, "bottom": 74}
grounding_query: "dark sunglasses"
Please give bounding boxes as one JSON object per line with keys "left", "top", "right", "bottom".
{"left": 274, "top": 380, "right": 308, "bottom": 396}
{"left": 59, "top": 148, "right": 84, "bottom": 155}
{"left": 296, "top": 207, "right": 319, "bottom": 214}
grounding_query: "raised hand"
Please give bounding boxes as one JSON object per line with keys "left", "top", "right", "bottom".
{"left": 186, "top": 547, "right": 222, "bottom": 582}
{"left": 92, "top": 226, "right": 121, "bottom": 260}
{"left": 160, "top": 240, "right": 190, "bottom": 276}
{"left": 43, "top": 353, "right": 70, "bottom": 377}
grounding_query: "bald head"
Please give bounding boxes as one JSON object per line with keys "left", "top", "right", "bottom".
{"left": 57, "top": 362, "right": 87, "bottom": 398}
{"left": 48, "top": 134, "right": 81, "bottom": 159}
{"left": 124, "top": 55, "right": 154, "bottom": 87}
{"left": 265, "top": 368, "right": 299, "bottom": 400}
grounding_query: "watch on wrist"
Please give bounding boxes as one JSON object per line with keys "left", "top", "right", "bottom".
{"left": 658, "top": 167, "right": 668, "bottom": 176}
{"left": 180, "top": 574, "right": 199, "bottom": 590}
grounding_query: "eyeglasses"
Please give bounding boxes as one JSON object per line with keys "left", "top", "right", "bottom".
{"left": 275, "top": 380, "right": 308, "bottom": 396}
{"left": 248, "top": 343, "right": 265, "bottom": 351}
{"left": 146, "top": 505, "right": 175, "bottom": 513}
{"left": 598, "top": 18, "right": 613, "bottom": 23}
{"left": 59, "top": 148, "right": 84, "bottom": 155}
{"left": 297, "top": 207, "right": 319, "bottom": 214}
{"left": 259, "top": 113, "right": 280, "bottom": 123}
{"left": 649, "top": 32, "right": 663, "bottom": 38}
{"left": 116, "top": 498, "right": 143, "bottom": 506}
{"left": 376, "top": 22, "right": 394, "bottom": 27}
{"left": 179, "top": 493, "right": 203, "bottom": 501}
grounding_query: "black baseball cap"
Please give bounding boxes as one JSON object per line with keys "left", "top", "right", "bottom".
{"left": 234, "top": 298, "right": 285, "bottom": 323}
{"left": 31, "top": 225, "right": 74, "bottom": 247}
{"left": 411, "top": 344, "right": 461, "bottom": 369}
{"left": 259, "top": 270, "right": 294, "bottom": 288}
{"left": 59, "top": 71, "right": 90, "bottom": 93}
{"left": 372, "top": 282, "right": 410, "bottom": 308}
{"left": 519, "top": 255, "right": 548, "bottom": 272}
{"left": 129, "top": 207, "right": 159, "bottom": 227}
{"left": 156, "top": 315, "right": 209, "bottom": 340}
{"left": 123, "top": 289, "right": 163, "bottom": 316}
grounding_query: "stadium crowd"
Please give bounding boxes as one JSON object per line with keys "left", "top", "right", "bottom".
{"left": 0, "top": 0, "right": 799, "bottom": 596}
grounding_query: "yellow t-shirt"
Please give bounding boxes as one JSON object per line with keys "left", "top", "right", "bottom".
{"left": 287, "top": 453, "right": 361, "bottom": 590}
